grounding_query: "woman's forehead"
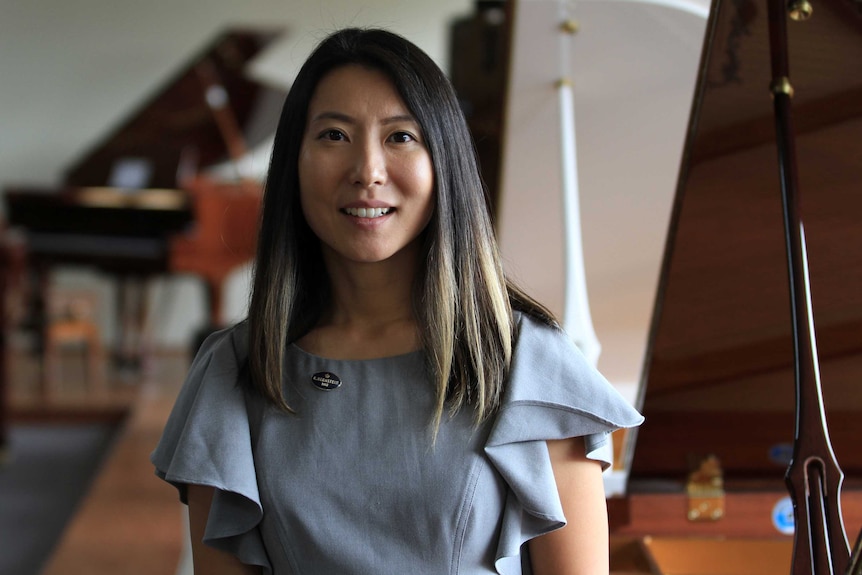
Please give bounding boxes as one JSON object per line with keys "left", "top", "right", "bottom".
{"left": 306, "top": 65, "right": 413, "bottom": 121}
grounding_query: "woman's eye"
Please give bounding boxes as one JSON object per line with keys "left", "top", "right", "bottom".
{"left": 389, "top": 131, "right": 416, "bottom": 143}
{"left": 320, "top": 129, "right": 346, "bottom": 141}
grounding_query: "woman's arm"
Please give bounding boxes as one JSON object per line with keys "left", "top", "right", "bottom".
{"left": 528, "top": 436, "right": 609, "bottom": 575}
{"left": 187, "top": 484, "right": 262, "bottom": 575}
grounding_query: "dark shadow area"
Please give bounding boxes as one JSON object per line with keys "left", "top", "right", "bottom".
{"left": 0, "top": 423, "right": 117, "bottom": 575}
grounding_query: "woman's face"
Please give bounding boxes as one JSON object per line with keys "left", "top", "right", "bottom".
{"left": 298, "top": 64, "right": 435, "bottom": 269}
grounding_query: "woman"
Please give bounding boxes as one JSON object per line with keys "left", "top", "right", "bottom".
{"left": 152, "top": 28, "right": 642, "bottom": 575}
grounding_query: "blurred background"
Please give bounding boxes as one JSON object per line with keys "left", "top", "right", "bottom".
{"left": 0, "top": 0, "right": 707, "bottom": 390}
{"left": 0, "top": 0, "right": 480, "bottom": 350}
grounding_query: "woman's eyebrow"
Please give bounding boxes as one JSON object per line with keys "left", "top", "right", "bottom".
{"left": 308, "top": 111, "right": 418, "bottom": 125}
{"left": 380, "top": 114, "right": 418, "bottom": 126}
{"left": 309, "top": 111, "right": 354, "bottom": 124}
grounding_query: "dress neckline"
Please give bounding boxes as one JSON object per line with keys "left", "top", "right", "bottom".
{"left": 288, "top": 342, "right": 424, "bottom": 363}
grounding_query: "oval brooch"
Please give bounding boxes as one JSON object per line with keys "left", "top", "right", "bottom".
{"left": 311, "top": 372, "right": 342, "bottom": 391}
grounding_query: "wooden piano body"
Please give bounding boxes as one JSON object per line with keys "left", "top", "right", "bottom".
{"left": 2, "top": 28, "right": 285, "bottom": 358}
{"left": 605, "top": 0, "right": 862, "bottom": 571}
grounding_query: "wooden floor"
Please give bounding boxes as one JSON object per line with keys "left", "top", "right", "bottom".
{"left": 8, "top": 348, "right": 189, "bottom": 575}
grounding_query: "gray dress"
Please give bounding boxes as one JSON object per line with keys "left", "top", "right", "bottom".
{"left": 151, "top": 313, "right": 643, "bottom": 574}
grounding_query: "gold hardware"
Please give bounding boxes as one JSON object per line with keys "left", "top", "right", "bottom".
{"left": 555, "top": 78, "right": 573, "bottom": 89}
{"left": 788, "top": 0, "right": 813, "bottom": 21}
{"left": 770, "top": 76, "right": 795, "bottom": 98}
{"left": 686, "top": 455, "right": 725, "bottom": 522}
{"left": 560, "top": 19, "right": 580, "bottom": 34}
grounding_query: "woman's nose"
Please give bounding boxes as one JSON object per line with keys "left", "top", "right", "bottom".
{"left": 350, "top": 141, "right": 387, "bottom": 187}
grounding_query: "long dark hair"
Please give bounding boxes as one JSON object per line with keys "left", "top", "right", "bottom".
{"left": 247, "top": 27, "right": 554, "bottom": 429}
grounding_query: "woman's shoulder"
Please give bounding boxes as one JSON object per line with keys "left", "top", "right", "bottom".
{"left": 150, "top": 322, "right": 267, "bottom": 570}
{"left": 500, "top": 310, "right": 643, "bottom": 430}
{"left": 507, "top": 310, "right": 595, "bottom": 398}
{"left": 511, "top": 310, "right": 563, "bottom": 350}
{"left": 160, "top": 321, "right": 252, "bottom": 423}
{"left": 195, "top": 321, "right": 250, "bottom": 366}
{"left": 482, "top": 311, "right": 643, "bottom": 569}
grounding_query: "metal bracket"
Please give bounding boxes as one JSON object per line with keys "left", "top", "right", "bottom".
{"left": 686, "top": 454, "right": 725, "bottom": 522}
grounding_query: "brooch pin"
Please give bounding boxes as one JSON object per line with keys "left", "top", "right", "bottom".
{"left": 311, "top": 372, "right": 342, "bottom": 391}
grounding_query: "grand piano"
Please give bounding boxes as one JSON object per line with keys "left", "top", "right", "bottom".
{"left": 3, "top": 28, "right": 285, "bottom": 371}
{"left": 455, "top": 0, "right": 861, "bottom": 572}
{"left": 602, "top": 0, "right": 862, "bottom": 571}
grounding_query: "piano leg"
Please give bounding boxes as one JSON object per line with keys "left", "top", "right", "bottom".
{"left": 33, "top": 265, "right": 50, "bottom": 394}
{"left": 0, "top": 248, "right": 8, "bottom": 464}
{"left": 115, "top": 275, "right": 151, "bottom": 377}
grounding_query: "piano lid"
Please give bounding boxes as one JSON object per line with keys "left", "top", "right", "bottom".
{"left": 629, "top": 0, "right": 862, "bottom": 481}
{"left": 63, "top": 28, "right": 286, "bottom": 190}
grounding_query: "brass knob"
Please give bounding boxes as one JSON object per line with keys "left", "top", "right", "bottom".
{"left": 770, "top": 76, "right": 794, "bottom": 98}
{"left": 560, "top": 19, "right": 580, "bottom": 34}
{"left": 788, "top": 0, "right": 813, "bottom": 21}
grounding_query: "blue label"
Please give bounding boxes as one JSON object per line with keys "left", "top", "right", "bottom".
{"left": 772, "top": 496, "right": 795, "bottom": 535}
{"left": 768, "top": 443, "right": 794, "bottom": 466}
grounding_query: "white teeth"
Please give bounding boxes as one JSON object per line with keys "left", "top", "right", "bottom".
{"left": 344, "top": 207, "right": 391, "bottom": 218}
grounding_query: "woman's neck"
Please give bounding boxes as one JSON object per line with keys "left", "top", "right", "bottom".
{"left": 298, "top": 247, "right": 422, "bottom": 359}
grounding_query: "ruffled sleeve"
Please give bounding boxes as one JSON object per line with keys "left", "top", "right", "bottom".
{"left": 485, "top": 314, "right": 643, "bottom": 574}
{"left": 150, "top": 322, "right": 271, "bottom": 573}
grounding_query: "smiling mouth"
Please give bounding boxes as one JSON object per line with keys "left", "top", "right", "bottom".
{"left": 342, "top": 207, "right": 392, "bottom": 218}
